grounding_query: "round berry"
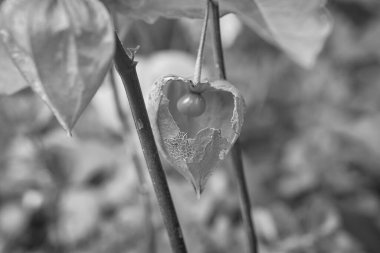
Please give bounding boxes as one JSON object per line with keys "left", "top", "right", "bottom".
{"left": 177, "top": 92, "right": 206, "bottom": 117}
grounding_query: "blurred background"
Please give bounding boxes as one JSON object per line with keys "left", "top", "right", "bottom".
{"left": 1, "top": 0, "right": 380, "bottom": 252}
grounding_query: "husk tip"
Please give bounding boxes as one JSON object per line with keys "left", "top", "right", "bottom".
{"left": 192, "top": 182, "right": 204, "bottom": 200}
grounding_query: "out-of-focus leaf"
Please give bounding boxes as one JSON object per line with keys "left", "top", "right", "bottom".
{"left": 102, "top": 0, "right": 332, "bottom": 67}
{"left": 0, "top": 0, "right": 114, "bottom": 133}
{"left": 0, "top": 203, "right": 28, "bottom": 238}
{"left": 0, "top": 35, "right": 29, "bottom": 95}
{"left": 0, "top": 89, "right": 52, "bottom": 163}
{"left": 0, "top": 89, "right": 52, "bottom": 133}
{"left": 58, "top": 189, "right": 100, "bottom": 245}
{"left": 234, "top": 0, "right": 332, "bottom": 67}
{"left": 220, "top": 14, "right": 243, "bottom": 48}
{"left": 101, "top": 0, "right": 210, "bottom": 21}
{"left": 338, "top": 205, "right": 380, "bottom": 253}
{"left": 0, "top": 7, "right": 32, "bottom": 95}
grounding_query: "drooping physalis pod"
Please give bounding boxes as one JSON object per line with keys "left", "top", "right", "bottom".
{"left": 148, "top": 75, "right": 245, "bottom": 196}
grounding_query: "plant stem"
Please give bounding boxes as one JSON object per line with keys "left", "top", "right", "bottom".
{"left": 209, "top": 0, "right": 226, "bottom": 79}
{"left": 108, "top": 67, "right": 156, "bottom": 253}
{"left": 109, "top": 67, "right": 129, "bottom": 132}
{"left": 230, "top": 140, "right": 259, "bottom": 253}
{"left": 113, "top": 32, "right": 188, "bottom": 253}
{"left": 193, "top": 0, "right": 210, "bottom": 85}
{"left": 209, "top": 1, "right": 259, "bottom": 253}
{"left": 132, "top": 153, "right": 157, "bottom": 253}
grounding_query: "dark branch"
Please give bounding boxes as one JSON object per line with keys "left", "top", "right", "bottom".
{"left": 113, "top": 32, "right": 188, "bottom": 253}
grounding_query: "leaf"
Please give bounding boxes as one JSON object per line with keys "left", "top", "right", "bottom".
{"left": 102, "top": 0, "right": 331, "bottom": 67}
{"left": 0, "top": 8, "right": 29, "bottom": 95}
{"left": 1, "top": 0, "right": 114, "bottom": 133}
{"left": 0, "top": 89, "right": 52, "bottom": 133}
{"left": 0, "top": 0, "right": 41, "bottom": 94}
{"left": 0, "top": 38, "right": 29, "bottom": 95}
{"left": 234, "top": 0, "right": 332, "bottom": 68}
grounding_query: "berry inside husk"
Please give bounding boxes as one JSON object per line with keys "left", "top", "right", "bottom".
{"left": 177, "top": 92, "right": 206, "bottom": 117}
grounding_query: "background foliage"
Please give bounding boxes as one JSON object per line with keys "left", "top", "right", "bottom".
{"left": 0, "top": 0, "right": 380, "bottom": 253}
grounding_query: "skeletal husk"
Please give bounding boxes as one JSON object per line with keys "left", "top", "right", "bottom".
{"left": 148, "top": 75, "right": 245, "bottom": 196}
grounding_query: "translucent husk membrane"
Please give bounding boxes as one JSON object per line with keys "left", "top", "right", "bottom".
{"left": 149, "top": 75, "right": 245, "bottom": 196}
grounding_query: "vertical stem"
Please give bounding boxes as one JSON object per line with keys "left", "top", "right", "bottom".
{"left": 132, "top": 154, "right": 157, "bottom": 253}
{"left": 230, "top": 140, "right": 258, "bottom": 253}
{"left": 109, "top": 67, "right": 129, "bottom": 133}
{"left": 193, "top": 0, "right": 210, "bottom": 84}
{"left": 108, "top": 67, "right": 156, "bottom": 253}
{"left": 209, "top": 1, "right": 259, "bottom": 253}
{"left": 209, "top": 0, "right": 226, "bottom": 80}
{"left": 113, "top": 32, "right": 188, "bottom": 253}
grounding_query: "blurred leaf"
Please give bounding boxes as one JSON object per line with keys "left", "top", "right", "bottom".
{"left": 338, "top": 205, "right": 380, "bottom": 253}
{"left": 104, "top": 0, "right": 332, "bottom": 67}
{"left": 0, "top": 37, "right": 29, "bottom": 95}
{"left": 1, "top": 0, "right": 114, "bottom": 133}
{"left": 0, "top": 3, "right": 40, "bottom": 95}
{"left": 0, "top": 89, "right": 52, "bottom": 133}
{"left": 0, "top": 90, "right": 51, "bottom": 160}
{"left": 0, "top": 203, "right": 28, "bottom": 238}
{"left": 58, "top": 189, "right": 100, "bottom": 245}
{"left": 235, "top": 0, "right": 332, "bottom": 67}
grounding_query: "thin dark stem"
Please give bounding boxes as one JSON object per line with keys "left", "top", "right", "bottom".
{"left": 109, "top": 67, "right": 129, "bottom": 133}
{"left": 132, "top": 154, "right": 157, "bottom": 253}
{"left": 193, "top": 0, "right": 210, "bottom": 84}
{"left": 113, "top": 32, "right": 188, "bottom": 253}
{"left": 108, "top": 67, "right": 156, "bottom": 253}
{"left": 209, "top": 0, "right": 226, "bottom": 80}
{"left": 230, "top": 140, "right": 258, "bottom": 253}
{"left": 209, "top": 1, "right": 259, "bottom": 253}
{"left": 111, "top": 16, "right": 157, "bottom": 253}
